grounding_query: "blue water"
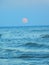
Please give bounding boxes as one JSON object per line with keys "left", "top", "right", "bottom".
{"left": 0, "top": 26, "right": 49, "bottom": 65}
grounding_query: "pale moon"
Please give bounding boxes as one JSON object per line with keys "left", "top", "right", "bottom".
{"left": 22, "top": 18, "right": 28, "bottom": 23}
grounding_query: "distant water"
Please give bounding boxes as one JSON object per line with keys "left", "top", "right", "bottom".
{"left": 0, "top": 26, "right": 49, "bottom": 65}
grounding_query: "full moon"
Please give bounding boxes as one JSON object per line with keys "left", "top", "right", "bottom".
{"left": 22, "top": 18, "right": 28, "bottom": 23}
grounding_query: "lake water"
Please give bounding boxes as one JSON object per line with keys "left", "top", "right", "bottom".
{"left": 0, "top": 26, "right": 49, "bottom": 65}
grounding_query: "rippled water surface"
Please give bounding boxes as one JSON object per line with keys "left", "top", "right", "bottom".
{"left": 0, "top": 26, "right": 49, "bottom": 65}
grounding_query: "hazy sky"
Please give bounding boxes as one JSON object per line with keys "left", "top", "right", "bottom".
{"left": 0, "top": 0, "right": 49, "bottom": 26}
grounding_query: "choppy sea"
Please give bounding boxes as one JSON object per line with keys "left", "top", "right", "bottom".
{"left": 0, "top": 26, "right": 49, "bottom": 65}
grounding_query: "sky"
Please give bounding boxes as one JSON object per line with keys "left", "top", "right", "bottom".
{"left": 0, "top": 0, "right": 49, "bottom": 26}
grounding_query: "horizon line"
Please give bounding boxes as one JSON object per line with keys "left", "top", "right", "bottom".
{"left": 0, "top": 25, "right": 49, "bottom": 28}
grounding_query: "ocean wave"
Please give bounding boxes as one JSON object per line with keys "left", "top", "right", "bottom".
{"left": 0, "top": 47, "right": 49, "bottom": 59}
{"left": 17, "top": 53, "right": 49, "bottom": 59}
{"left": 40, "top": 34, "right": 49, "bottom": 38}
{"left": 0, "top": 52, "right": 49, "bottom": 59}
{"left": 23, "top": 42, "right": 49, "bottom": 48}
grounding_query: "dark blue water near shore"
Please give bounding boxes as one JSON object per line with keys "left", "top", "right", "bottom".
{"left": 0, "top": 26, "right": 49, "bottom": 65}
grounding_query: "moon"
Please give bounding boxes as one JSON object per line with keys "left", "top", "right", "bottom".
{"left": 22, "top": 18, "right": 28, "bottom": 23}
